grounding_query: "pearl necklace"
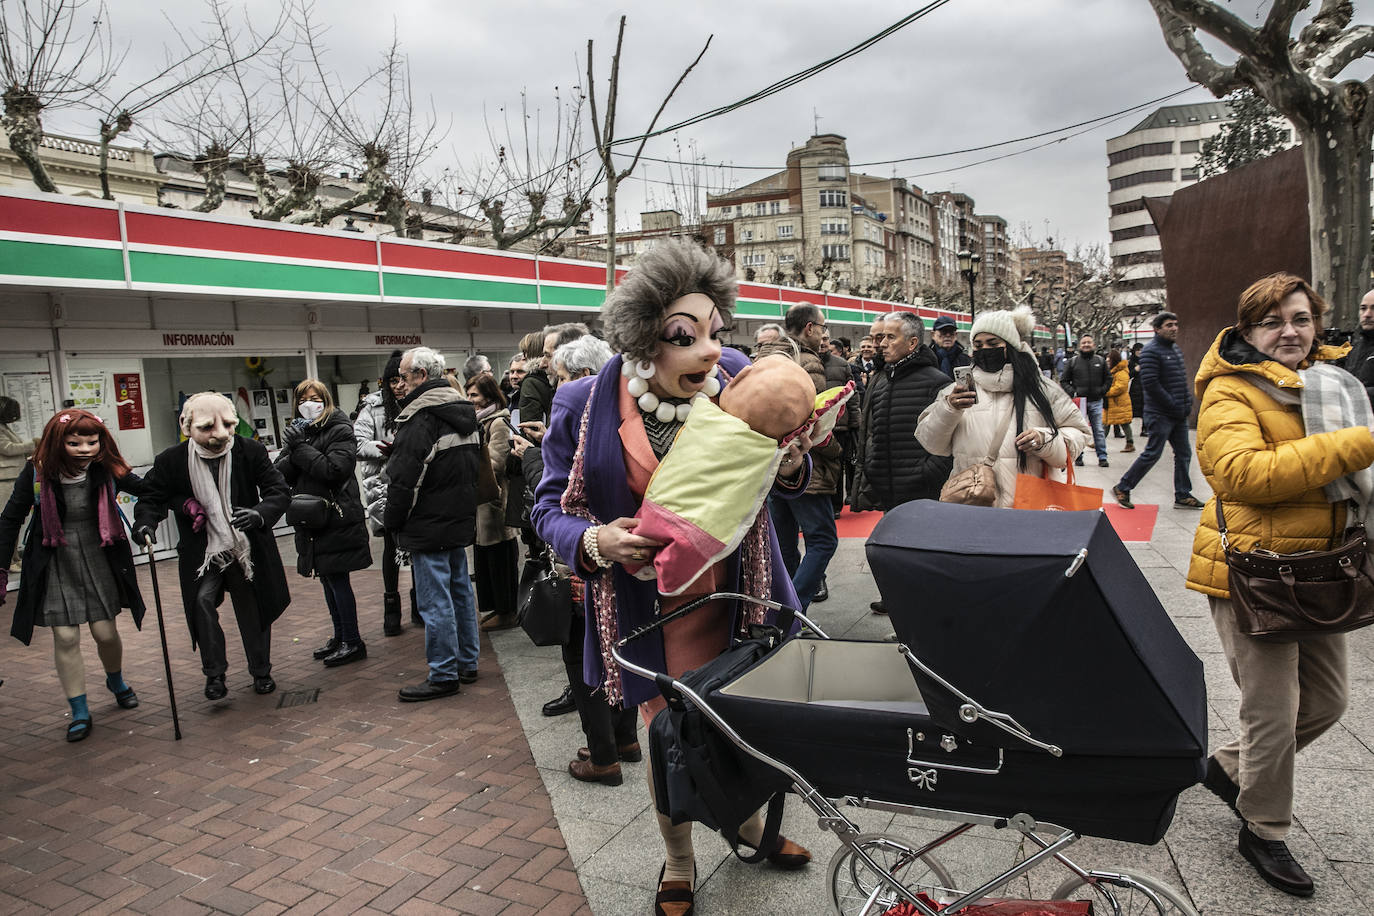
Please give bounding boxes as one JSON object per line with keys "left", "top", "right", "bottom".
{"left": 620, "top": 358, "right": 721, "bottom": 423}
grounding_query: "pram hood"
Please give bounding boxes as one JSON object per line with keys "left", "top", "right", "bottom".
{"left": 866, "top": 500, "right": 1207, "bottom": 759}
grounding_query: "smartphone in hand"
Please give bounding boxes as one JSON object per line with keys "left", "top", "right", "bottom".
{"left": 953, "top": 365, "right": 977, "bottom": 403}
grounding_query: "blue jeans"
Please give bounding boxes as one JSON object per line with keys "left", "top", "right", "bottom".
{"left": 411, "top": 547, "right": 480, "bottom": 682}
{"left": 767, "top": 492, "right": 838, "bottom": 610}
{"left": 1117, "top": 412, "right": 1194, "bottom": 501}
{"left": 1084, "top": 398, "right": 1107, "bottom": 462}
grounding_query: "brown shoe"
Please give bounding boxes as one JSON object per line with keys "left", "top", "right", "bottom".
{"left": 739, "top": 834, "right": 812, "bottom": 870}
{"left": 480, "top": 612, "right": 517, "bottom": 632}
{"left": 655, "top": 863, "right": 694, "bottom": 916}
{"left": 576, "top": 741, "right": 642, "bottom": 763}
{"left": 1122, "top": 443, "right": 1135, "bottom": 452}
{"left": 568, "top": 758, "right": 623, "bottom": 786}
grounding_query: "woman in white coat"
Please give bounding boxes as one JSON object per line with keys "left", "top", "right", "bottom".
{"left": 917, "top": 306, "right": 1089, "bottom": 507}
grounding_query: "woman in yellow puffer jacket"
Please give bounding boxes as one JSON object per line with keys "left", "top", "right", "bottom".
{"left": 1187, "top": 273, "right": 1374, "bottom": 899}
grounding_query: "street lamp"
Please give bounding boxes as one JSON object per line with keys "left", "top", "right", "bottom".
{"left": 958, "top": 249, "right": 981, "bottom": 320}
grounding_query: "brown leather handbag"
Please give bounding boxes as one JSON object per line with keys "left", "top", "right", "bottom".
{"left": 939, "top": 407, "right": 1013, "bottom": 507}
{"left": 1218, "top": 497, "right": 1374, "bottom": 641}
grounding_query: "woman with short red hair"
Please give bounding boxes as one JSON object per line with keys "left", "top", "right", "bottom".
{"left": 0, "top": 410, "right": 147, "bottom": 742}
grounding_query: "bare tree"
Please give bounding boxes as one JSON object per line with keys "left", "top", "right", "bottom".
{"left": 1146, "top": 0, "right": 1374, "bottom": 325}
{"left": 585, "top": 16, "right": 710, "bottom": 291}
{"left": 444, "top": 85, "right": 591, "bottom": 251}
{"left": 0, "top": 0, "right": 116, "bottom": 191}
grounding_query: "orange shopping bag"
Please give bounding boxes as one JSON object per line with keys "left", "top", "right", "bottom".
{"left": 1013, "top": 460, "right": 1103, "bottom": 512}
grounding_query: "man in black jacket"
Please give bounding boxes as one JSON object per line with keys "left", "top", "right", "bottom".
{"left": 133, "top": 392, "right": 290, "bottom": 700}
{"left": 1345, "top": 290, "right": 1374, "bottom": 407}
{"left": 1060, "top": 334, "right": 1110, "bottom": 467}
{"left": 929, "top": 315, "right": 970, "bottom": 379}
{"left": 856, "top": 312, "right": 953, "bottom": 613}
{"left": 1112, "top": 312, "right": 1204, "bottom": 510}
{"left": 387, "top": 347, "right": 483, "bottom": 701}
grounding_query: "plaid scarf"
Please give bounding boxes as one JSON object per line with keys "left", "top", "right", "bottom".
{"left": 1300, "top": 362, "right": 1374, "bottom": 530}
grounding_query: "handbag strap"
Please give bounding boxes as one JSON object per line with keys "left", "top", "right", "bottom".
{"left": 1214, "top": 495, "right": 1232, "bottom": 551}
{"left": 984, "top": 405, "right": 1015, "bottom": 464}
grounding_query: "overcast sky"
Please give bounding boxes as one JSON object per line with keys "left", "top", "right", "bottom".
{"left": 51, "top": 0, "right": 1374, "bottom": 253}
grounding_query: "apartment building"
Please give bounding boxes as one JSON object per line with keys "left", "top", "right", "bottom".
{"left": 978, "top": 214, "right": 1011, "bottom": 297}
{"left": 1106, "top": 101, "right": 1234, "bottom": 312}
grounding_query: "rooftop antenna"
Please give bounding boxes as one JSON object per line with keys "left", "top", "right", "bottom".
{"left": 813, "top": 108, "right": 821, "bottom": 135}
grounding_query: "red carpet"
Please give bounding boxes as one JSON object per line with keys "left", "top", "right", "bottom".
{"left": 834, "top": 503, "right": 1159, "bottom": 542}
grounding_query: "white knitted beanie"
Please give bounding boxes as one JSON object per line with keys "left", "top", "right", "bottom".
{"left": 970, "top": 305, "right": 1036, "bottom": 353}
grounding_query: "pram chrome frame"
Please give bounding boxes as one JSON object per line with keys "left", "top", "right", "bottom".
{"left": 612, "top": 592, "right": 1198, "bottom": 916}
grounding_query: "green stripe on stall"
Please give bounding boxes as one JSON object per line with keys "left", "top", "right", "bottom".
{"left": 0, "top": 239, "right": 124, "bottom": 283}
{"left": 537, "top": 284, "right": 608, "bottom": 309}
{"left": 385, "top": 271, "right": 538, "bottom": 304}
{"left": 131, "top": 251, "right": 379, "bottom": 296}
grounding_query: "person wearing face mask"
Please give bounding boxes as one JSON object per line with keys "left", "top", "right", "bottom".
{"left": 277, "top": 380, "right": 372, "bottom": 668}
{"left": 917, "top": 305, "right": 1089, "bottom": 508}
{"left": 133, "top": 392, "right": 291, "bottom": 701}
{"left": 355, "top": 351, "right": 413, "bottom": 635}
{"left": 0, "top": 410, "right": 148, "bottom": 742}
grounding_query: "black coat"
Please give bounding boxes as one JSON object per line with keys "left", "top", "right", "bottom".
{"left": 275, "top": 410, "right": 372, "bottom": 577}
{"left": 1346, "top": 329, "right": 1374, "bottom": 408}
{"left": 0, "top": 462, "right": 147, "bottom": 645}
{"left": 384, "top": 379, "right": 481, "bottom": 552}
{"left": 517, "top": 368, "right": 555, "bottom": 425}
{"left": 1061, "top": 351, "right": 1110, "bottom": 401}
{"left": 1137, "top": 335, "right": 1192, "bottom": 419}
{"left": 857, "top": 345, "right": 954, "bottom": 510}
{"left": 134, "top": 437, "right": 291, "bottom": 647}
{"left": 1128, "top": 353, "right": 1144, "bottom": 416}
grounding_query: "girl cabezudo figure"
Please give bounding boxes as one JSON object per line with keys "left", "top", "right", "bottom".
{"left": 0, "top": 410, "right": 146, "bottom": 742}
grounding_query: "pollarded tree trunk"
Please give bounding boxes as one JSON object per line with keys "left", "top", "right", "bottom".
{"left": 1301, "top": 95, "right": 1373, "bottom": 313}
{"left": 2, "top": 89, "right": 57, "bottom": 193}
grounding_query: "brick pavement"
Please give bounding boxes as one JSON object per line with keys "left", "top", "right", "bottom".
{"left": 0, "top": 544, "right": 590, "bottom": 916}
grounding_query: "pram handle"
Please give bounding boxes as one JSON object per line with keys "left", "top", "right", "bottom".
{"left": 614, "top": 591, "right": 828, "bottom": 650}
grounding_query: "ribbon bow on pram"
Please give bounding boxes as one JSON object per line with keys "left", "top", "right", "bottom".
{"left": 628, "top": 381, "right": 855, "bottom": 595}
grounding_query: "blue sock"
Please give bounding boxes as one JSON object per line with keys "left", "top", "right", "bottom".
{"left": 105, "top": 670, "right": 129, "bottom": 694}
{"left": 68, "top": 694, "right": 89, "bottom": 722}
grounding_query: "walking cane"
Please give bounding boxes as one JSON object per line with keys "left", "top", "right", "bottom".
{"left": 143, "top": 542, "right": 183, "bottom": 740}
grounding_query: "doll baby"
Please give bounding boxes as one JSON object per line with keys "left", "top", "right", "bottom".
{"left": 718, "top": 354, "right": 817, "bottom": 441}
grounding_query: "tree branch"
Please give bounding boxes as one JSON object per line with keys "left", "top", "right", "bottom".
{"left": 1147, "top": 0, "right": 1263, "bottom": 62}
{"left": 1310, "top": 24, "right": 1374, "bottom": 79}
{"left": 614, "top": 33, "right": 711, "bottom": 182}
{"left": 1146, "top": 1, "right": 1246, "bottom": 96}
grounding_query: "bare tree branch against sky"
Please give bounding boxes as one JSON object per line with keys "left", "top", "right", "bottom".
{"left": 26, "top": 0, "right": 1374, "bottom": 250}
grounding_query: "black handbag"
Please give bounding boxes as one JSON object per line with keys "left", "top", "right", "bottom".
{"left": 647, "top": 618, "right": 795, "bottom": 862}
{"left": 286, "top": 494, "right": 336, "bottom": 530}
{"left": 517, "top": 546, "right": 572, "bottom": 647}
{"left": 1218, "top": 497, "right": 1374, "bottom": 641}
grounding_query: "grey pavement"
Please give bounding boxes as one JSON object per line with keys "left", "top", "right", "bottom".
{"left": 491, "top": 430, "right": 1374, "bottom": 916}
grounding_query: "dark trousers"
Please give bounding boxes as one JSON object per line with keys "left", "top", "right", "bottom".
{"left": 473, "top": 538, "right": 519, "bottom": 616}
{"left": 563, "top": 610, "right": 637, "bottom": 766}
{"left": 321, "top": 572, "right": 361, "bottom": 643}
{"left": 768, "top": 491, "right": 839, "bottom": 611}
{"left": 193, "top": 564, "right": 271, "bottom": 678}
{"left": 381, "top": 529, "right": 400, "bottom": 595}
{"left": 1117, "top": 412, "right": 1194, "bottom": 501}
{"left": 833, "top": 431, "right": 855, "bottom": 513}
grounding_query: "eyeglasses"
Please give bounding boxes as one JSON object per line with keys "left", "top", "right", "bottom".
{"left": 1252, "top": 315, "right": 1314, "bottom": 333}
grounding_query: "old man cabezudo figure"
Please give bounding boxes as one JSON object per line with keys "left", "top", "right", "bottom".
{"left": 133, "top": 392, "right": 291, "bottom": 699}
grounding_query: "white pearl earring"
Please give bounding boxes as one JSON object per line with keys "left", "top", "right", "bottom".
{"left": 635, "top": 360, "right": 656, "bottom": 379}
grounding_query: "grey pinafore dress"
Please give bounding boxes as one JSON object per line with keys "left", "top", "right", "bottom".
{"left": 40, "top": 478, "right": 119, "bottom": 627}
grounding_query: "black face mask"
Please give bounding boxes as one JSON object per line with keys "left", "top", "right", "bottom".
{"left": 972, "top": 347, "right": 1009, "bottom": 373}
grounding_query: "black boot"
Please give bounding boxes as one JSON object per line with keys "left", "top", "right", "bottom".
{"left": 323, "top": 640, "right": 367, "bottom": 668}
{"left": 410, "top": 587, "right": 423, "bottom": 627}
{"left": 383, "top": 592, "right": 402, "bottom": 636}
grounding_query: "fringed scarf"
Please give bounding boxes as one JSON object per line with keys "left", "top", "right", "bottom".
{"left": 559, "top": 367, "right": 774, "bottom": 707}
{"left": 37, "top": 469, "right": 125, "bottom": 549}
{"left": 189, "top": 439, "right": 253, "bottom": 580}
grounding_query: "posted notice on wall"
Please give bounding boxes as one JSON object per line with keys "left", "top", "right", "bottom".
{"left": 114, "top": 372, "right": 145, "bottom": 430}
{"left": 68, "top": 369, "right": 105, "bottom": 409}
{"left": 1, "top": 372, "right": 55, "bottom": 441}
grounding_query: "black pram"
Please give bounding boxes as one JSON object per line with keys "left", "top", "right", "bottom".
{"left": 622, "top": 500, "right": 1207, "bottom": 915}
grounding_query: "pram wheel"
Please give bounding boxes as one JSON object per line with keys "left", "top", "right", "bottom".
{"left": 827, "top": 832, "right": 954, "bottom": 916}
{"left": 1052, "top": 867, "right": 1198, "bottom": 916}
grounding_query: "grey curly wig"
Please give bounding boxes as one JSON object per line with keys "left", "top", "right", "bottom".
{"left": 601, "top": 238, "right": 737, "bottom": 363}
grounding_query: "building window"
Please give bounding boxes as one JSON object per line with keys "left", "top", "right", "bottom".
{"left": 1107, "top": 141, "right": 1174, "bottom": 165}
{"left": 1110, "top": 224, "right": 1159, "bottom": 242}
{"left": 821, "top": 219, "right": 848, "bottom": 235}
{"left": 1110, "top": 199, "right": 1149, "bottom": 217}
{"left": 742, "top": 230, "right": 754, "bottom": 242}
{"left": 1179, "top": 140, "right": 1200, "bottom": 153}
{"left": 770, "top": 201, "right": 781, "bottom": 215}
{"left": 818, "top": 163, "right": 847, "bottom": 181}
{"left": 714, "top": 228, "right": 726, "bottom": 245}
{"left": 778, "top": 254, "right": 795, "bottom": 265}
{"left": 1180, "top": 167, "right": 1199, "bottom": 182}
{"left": 1113, "top": 251, "right": 1164, "bottom": 267}
{"left": 777, "top": 224, "right": 794, "bottom": 239}
{"left": 822, "top": 244, "right": 850, "bottom": 261}
{"left": 741, "top": 253, "right": 767, "bottom": 267}
{"left": 819, "top": 190, "right": 847, "bottom": 208}
{"left": 1109, "top": 169, "right": 1174, "bottom": 191}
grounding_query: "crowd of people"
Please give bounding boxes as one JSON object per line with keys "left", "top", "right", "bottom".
{"left": 2, "top": 240, "right": 1373, "bottom": 908}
